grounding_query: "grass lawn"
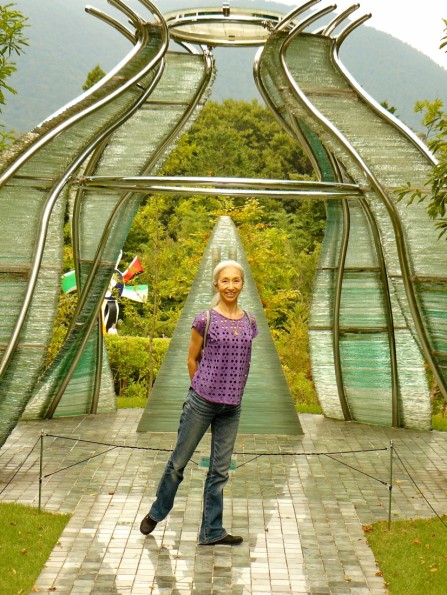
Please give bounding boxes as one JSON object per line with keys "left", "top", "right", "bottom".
{"left": 432, "top": 414, "right": 447, "bottom": 432}
{"left": 365, "top": 516, "right": 447, "bottom": 594}
{"left": 116, "top": 395, "right": 147, "bottom": 409}
{"left": 0, "top": 503, "right": 70, "bottom": 594}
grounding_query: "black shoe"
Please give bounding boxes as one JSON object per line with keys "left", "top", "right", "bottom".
{"left": 140, "top": 515, "right": 157, "bottom": 535}
{"left": 202, "top": 534, "right": 243, "bottom": 546}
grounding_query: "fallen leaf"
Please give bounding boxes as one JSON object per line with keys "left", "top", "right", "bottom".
{"left": 362, "top": 525, "right": 373, "bottom": 533}
{"left": 413, "top": 539, "right": 421, "bottom": 545}
{"left": 344, "top": 576, "right": 352, "bottom": 582}
{"left": 21, "top": 548, "right": 28, "bottom": 555}
{"left": 375, "top": 570, "right": 383, "bottom": 577}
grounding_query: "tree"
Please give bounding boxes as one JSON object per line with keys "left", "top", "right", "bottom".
{"left": 0, "top": 3, "right": 28, "bottom": 149}
{"left": 380, "top": 100, "right": 398, "bottom": 117}
{"left": 114, "top": 100, "right": 325, "bottom": 408}
{"left": 82, "top": 64, "right": 105, "bottom": 91}
{"left": 397, "top": 21, "right": 447, "bottom": 238}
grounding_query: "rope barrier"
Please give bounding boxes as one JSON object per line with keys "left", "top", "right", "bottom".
{"left": 43, "top": 446, "right": 119, "bottom": 479}
{"left": 2, "top": 432, "right": 446, "bottom": 532}
{"left": 0, "top": 434, "right": 41, "bottom": 496}
{"left": 393, "top": 446, "right": 447, "bottom": 530}
{"left": 322, "top": 453, "right": 390, "bottom": 487}
{"left": 44, "top": 433, "right": 175, "bottom": 453}
{"left": 44, "top": 433, "right": 388, "bottom": 458}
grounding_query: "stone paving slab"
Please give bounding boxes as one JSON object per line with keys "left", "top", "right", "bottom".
{"left": 1, "top": 410, "right": 447, "bottom": 593}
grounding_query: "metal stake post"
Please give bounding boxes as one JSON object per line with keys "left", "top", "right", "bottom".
{"left": 388, "top": 440, "right": 394, "bottom": 530}
{"left": 38, "top": 430, "right": 44, "bottom": 512}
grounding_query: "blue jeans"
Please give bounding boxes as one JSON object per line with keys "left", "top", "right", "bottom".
{"left": 148, "top": 389, "right": 241, "bottom": 544}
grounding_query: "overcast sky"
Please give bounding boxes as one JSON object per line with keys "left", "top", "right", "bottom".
{"left": 278, "top": 0, "right": 447, "bottom": 69}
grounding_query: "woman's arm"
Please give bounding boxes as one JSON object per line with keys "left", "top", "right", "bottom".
{"left": 187, "top": 327, "right": 203, "bottom": 380}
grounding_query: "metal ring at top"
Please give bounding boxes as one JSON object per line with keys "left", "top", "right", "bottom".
{"left": 163, "top": 6, "right": 286, "bottom": 46}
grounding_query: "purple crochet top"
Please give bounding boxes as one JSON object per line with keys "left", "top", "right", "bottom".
{"left": 191, "top": 309, "right": 258, "bottom": 405}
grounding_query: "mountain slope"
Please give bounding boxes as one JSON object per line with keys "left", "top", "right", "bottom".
{"left": 2, "top": 0, "right": 447, "bottom": 133}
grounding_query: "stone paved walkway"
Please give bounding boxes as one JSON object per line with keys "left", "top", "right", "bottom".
{"left": 1, "top": 410, "right": 447, "bottom": 594}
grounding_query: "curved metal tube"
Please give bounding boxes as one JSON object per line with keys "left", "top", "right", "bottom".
{"left": 0, "top": 18, "right": 168, "bottom": 379}
{"left": 79, "top": 175, "right": 360, "bottom": 192}
{"left": 274, "top": 0, "right": 321, "bottom": 32}
{"left": 178, "top": 41, "right": 201, "bottom": 55}
{"left": 85, "top": 6, "right": 136, "bottom": 43}
{"left": 334, "top": 23, "right": 437, "bottom": 164}
{"left": 256, "top": 23, "right": 399, "bottom": 422}
{"left": 322, "top": 4, "right": 360, "bottom": 37}
{"left": 76, "top": 184, "right": 360, "bottom": 200}
{"left": 91, "top": 318, "right": 104, "bottom": 414}
{"left": 0, "top": 43, "right": 145, "bottom": 183}
{"left": 278, "top": 22, "right": 400, "bottom": 422}
{"left": 289, "top": 4, "right": 336, "bottom": 37}
{"left": 359, "top": 196, "right": 400, "bottom": 425}
{"left": 332, "top": 198, "right": 352, "bottom": 420}
{"left": 47, "top": 10, "right": 169, "bottom": 414}
{"left": 47, "top": 46, "right": 214, "bottom": 415}
{"left": 331, "top": 28, "right": 443, "bottom": 403}
{"left": 108, "top": 0, "right": 145, "bottom": 30}
{"left": 69, "top": 51, "right": 209, "bottom": 333}
{"left": 71, "top": 58, "right": 166, "bottom": 304}
{"left": 280, "top": 22, "right": 447, "bottom": 401}
{"left": 253, "top": 44, "right": 324, "bottom": 177}
{"left": 288, "top": 113, "right": 325, "bottom": 178}
{"left": 335, "top": 13, "right": 372, "bottom": 47}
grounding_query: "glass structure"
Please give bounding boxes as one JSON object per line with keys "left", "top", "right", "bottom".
{"left": 0, "top": 1, "right": 445, "bottom": 447}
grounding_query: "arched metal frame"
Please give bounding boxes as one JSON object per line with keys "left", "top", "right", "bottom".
{"left": 277, "top": 9, "right": 402, "bottom": 425}
{"left": 0, "top": 1, "right": 445, "bottom": 444}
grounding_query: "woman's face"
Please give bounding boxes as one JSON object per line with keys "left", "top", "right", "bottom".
{"left": 215, "top": 266, "right": 243, "bottom": 306}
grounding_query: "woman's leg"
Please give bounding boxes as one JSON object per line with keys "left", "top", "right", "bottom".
{"left": 148, "top": 390, "right": 216, "bottom": 522}
{"left": 199, "top": 403, "right": 241, "bottom": 544}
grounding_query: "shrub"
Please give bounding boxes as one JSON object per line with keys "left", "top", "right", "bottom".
{"left": 104, "top": 335, "right": 170, "bottom": 397}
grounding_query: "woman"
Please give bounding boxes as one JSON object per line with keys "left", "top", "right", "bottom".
{"left": 140, "top": 259, "right": 258, "bottom": 545}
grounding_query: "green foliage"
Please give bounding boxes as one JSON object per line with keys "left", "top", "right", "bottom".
{"left": 161, "top": 99, "right": 313, "bottom": 180}
{"left": 365, "top": 517, "right": 447, "bottom": 594}
{"left": 0, "top": 502, "right": 70, "bottom": 594}
{"left": 432, "top": 414, "right": 447, "bottom": 431}
{"left": 82, "top": 64, "right": 105, "bottom": 91}
{"left": 104, "top": 335, "right": 170, "bottom": 397}
{"left": 47, "top": 100, "right": 323, "bottom": 411}
{"left": 397, "top": 23, "right": 447, "bottom": 238}
{"left": 45, "top": 293, "right": 78, "bottom": 366}
{"left": 116, "top": 393, "right": 148, "bottom": 409}
{"left": 380, "top": 99, "right": 398, "bottom": 117}
{"left": 121, "top": 101, "right": 321, "bottom": 340}
{"left": 440, "top": 19, "right": 447, "bottom": 51}
{"left": 397, "top": 98, "right": 447, "bottom": 235}
{"left": 115, "top": 99, "right": 324, "bottom": 410}
{"left": 0, "top": 3, "right": 28, "bottom": 149}
{"left": 0, "top": 3, "right": 28, "bottom": 102}
{"left": 274, "top": 302, "right": 318, "bottom": 408}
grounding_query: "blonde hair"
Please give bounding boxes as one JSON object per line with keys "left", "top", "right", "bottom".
{"left": 211, "top": 260, "right": 244, "bottom": 307}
